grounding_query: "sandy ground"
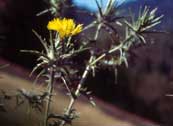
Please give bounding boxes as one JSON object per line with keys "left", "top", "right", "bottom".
{"left": 0, "top": 60, "right": 159, "bottom": 126}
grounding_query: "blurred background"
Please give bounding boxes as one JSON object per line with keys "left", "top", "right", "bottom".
{"left": 0, "top": 0, "right": 173, "bottom": 125}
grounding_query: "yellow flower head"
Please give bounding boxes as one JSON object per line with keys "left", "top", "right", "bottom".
{"left": 47, "top": 18, "right": 83, "bottom": 39}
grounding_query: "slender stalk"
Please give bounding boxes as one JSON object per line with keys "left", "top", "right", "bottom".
{"left": 44, "top": 67, "right": 55, "bottom": 126}
{"left": 90, "top": 34, "right": 134, "bottom": 65}
{"left": 59, "top": 9, "right": 113, "bottom": 124}
{"left": 94, "top": 24, "right": 102, "bottom": 41}
{"left": 61, "top": 77, "right": 73, "bottom": 97}
{"left": 60, "top": 56, "right": 94, "bottom": 126}
{"left": 103, "top": 0, "right": 115, "bottom": 15}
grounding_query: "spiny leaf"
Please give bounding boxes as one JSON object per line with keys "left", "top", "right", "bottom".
{"left": 33, "top": 69, "right": 46, "bottom": 85}
{"left": 95, "top": 0, "right": 103, "bottom": 17}
{"left": 83, "top": 21, "right": 97, "bottom": 31}
{"left": 104, "top": 0, "right": 115, "bottom": 15}
{"left": 151, "top": 15, "right": 164, "bottom": 23}
{"left": 124, "top": 20, "right": 136, "bottom": 32}
{"left": 32, "top": 29, "right": 49, "bottom": 54}
{"left": 137, "top": 34, "right": 146, "bottom": 44}
{"left": 20, "top": 50, "right": 50, "bottom": 60}
{"left": 30, "top": 62, "right": 47, "bottom": 77}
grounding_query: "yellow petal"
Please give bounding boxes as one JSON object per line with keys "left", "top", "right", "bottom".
{"left": 47, "top": 18, "right": 83, "bottom": 39}
{"left": 71, "top": 24, "right": 83, "bottom": 35}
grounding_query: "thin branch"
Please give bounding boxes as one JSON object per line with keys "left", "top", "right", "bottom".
{"left": 44, "top": 67, "right": 55, "bottom": 126}
{"left": 32, "top": 30, "right": 49, "bottom": 54}
{"left": 59, "top": 56, "right": 94, "bottom": 126}
{"left": 20, "top": 50, "right": 50, "bottom": 60}
{"left": 61, "top": 77, "right": 73, "bottom": 98}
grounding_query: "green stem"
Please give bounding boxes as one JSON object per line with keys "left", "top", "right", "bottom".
{"left": 44, "top": 67, "right": 55, "bottom": 126}
{"left": 60, "top": 56, "right": 94, "bottom": 126}
{"left": 90, "top": 34, "right": 134, "bottom": 66}
{"left": 94, "top": 24, "right": 102, "bottom": 41}
{"left": 103, "top": 0, "right": 115, "bottom": 15}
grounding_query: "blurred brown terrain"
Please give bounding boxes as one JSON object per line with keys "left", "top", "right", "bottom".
{"left": 0, "top": 60, "right": 158, "bottom": 126}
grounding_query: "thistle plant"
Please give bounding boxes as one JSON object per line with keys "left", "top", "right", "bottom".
{"left": 83, "top": 0, "right": 122, "bottom": 42}
{"left": 88, "top": 5, "right": 164, "bottom": 67}
{"left": 21, "top": 17, "right": 86, "bottom": 126}
{"left": 20, "top": 0, "right": 164, "bottom": 126}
